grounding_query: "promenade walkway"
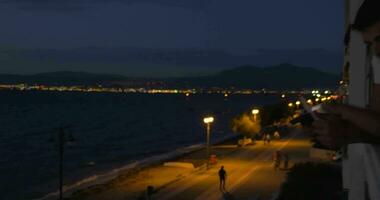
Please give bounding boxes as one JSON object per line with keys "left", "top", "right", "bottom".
{"left": 68, "top": 127, "right": 311, "bottom": 200}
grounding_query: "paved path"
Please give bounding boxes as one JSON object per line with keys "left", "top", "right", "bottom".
{"left": 67, "top": 127, "right": 311, "bottom": 200}
{"left": 153, "top": 128, "right": 311, "bottom": 200}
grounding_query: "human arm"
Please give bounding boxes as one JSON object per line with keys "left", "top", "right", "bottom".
{"left": 312, "top": 114, "right": 380, "bottom": 149}
{"left": 322, "top": 104, "right": 380, "bottom": 139}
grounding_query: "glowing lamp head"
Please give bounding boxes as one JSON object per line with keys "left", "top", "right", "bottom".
{"left": 288, "top": 103, "right": 294, "bottom": 107}
{"left": 252, "top": 109, "right": 260, "bottom": 115}
{"left": 203, "top": 117, "right": 214, "bottom": 124}
{"left": 281, "top": 94, "right": 285, "bottom": 98}
{"left": 295, "top": 101, "right": 301, "bottom": 105}
{"left": 307, "top": 99, "right": 313, "bottom": 104}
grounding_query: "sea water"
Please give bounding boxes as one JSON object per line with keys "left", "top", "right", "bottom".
{"left": 0, "top": 91, "right": 278, "bottom": 200}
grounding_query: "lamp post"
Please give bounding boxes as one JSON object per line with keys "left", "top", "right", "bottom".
{"left": 52, "top": 126, "right": 74, "bottom": 200}
{"left": 203, "top": 116, "right": 214, "bottom": 169}
{"left": 58, "top": 127, "right": 64, "bottom": 200}
{"left": 251, "top": 109, "right": 259, "bottom": 122}
{"left": 295, "top": 101, "right": 301, "bottom": 109}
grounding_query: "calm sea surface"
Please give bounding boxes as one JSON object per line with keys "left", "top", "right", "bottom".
{"left": 0, "top": 91, "right": 279, "bottom": 200}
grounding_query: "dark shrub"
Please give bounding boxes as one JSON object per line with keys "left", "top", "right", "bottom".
{"left": 261, "top": 102, "right": 291, "bottom": 126}
{"left": 277, "top": 162, "right": 342, "bottom": 200}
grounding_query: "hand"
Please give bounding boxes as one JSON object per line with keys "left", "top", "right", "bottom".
{"left": 312, "top": 114, "right": 347, "bottom": 149}
{"left": 319, "top": 103, "right": 345, "bottom": 115}
{"left": 320, "top": 103, "right": 360, "bottom": 119}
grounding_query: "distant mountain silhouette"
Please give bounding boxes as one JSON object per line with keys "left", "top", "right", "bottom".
{"left": 169, "top": 63, "right": 339, "bottom": 89}
{"left": 0, "top": 47, "right": 342, "bottom": 76}
{"left": 0, "top": 64, "right": 339, "bottom": 89}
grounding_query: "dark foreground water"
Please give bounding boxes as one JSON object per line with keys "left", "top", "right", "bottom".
{"left": 0, "top": 91, "right": 279, "bottom": 200}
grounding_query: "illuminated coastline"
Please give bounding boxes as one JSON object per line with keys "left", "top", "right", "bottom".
{"left": 0, "top": 83, "right": 333, "bottom": 95}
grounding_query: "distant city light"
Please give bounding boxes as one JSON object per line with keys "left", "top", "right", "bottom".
{"left": 0, "top": 83, "right": 331, "bottom": 100}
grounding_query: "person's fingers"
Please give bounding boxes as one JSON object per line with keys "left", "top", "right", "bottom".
{"left": 312, "top": 120, "right": 326, "bottom": 129}
{"left": 316, "top": 136, "right": 333, "bottom": 147}
{"left": 321, "top": 104, "right": 340, "bottom": 114}
{"left": 312, "top": 123, "right": 326, "bottom": 131}
{"left": 312, "top": 121, "right": 329, "bottom": 134}
{"left": 316, "top": 135, "right": 332, "bottom": 143}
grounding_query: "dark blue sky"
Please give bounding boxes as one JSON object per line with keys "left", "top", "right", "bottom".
{"left": 0, "top": 0, "right": 344, "bottom": 76}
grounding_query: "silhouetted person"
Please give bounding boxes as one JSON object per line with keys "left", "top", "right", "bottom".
{"left": 266, "top": 134, "right": 271, "bottom": 145}
{"left": 262, "top": 134, "right": 266, "bottom": 145}
{"left": 219, "top": 165, "right": 227, "bottom": 191}
{"left": 273, "top": 151, "right": 281, "bottom": 170}
{"left": 146, "top": 186, "right": 154, "bottom": 200}
{"left": 274, "top": 131, "right": 280, "bottom": 140}
{"left": 283, "top": 153, "right": 289, "bottom": 170}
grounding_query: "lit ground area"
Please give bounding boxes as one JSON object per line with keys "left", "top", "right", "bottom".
{"left": 67, "top": 127, "right": 312, "bottom": 200}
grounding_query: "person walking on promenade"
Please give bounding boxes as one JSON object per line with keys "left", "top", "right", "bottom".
{"left": 274, "top": 131, "right": 280, "bottom": 140}
{"left": 266, "top": 134, "right": 271, "bottom": 145}
{"left": 283, "top": 153, "right": 289, "bottom": 170}
{"left": 218, "top": 165, "right": 227, "bottom": 191}
{"left": 273, "top": 151, "right": 282, "bottom": 170}
{"left": 262, "top": 134, "right": 267, "bottom": 145}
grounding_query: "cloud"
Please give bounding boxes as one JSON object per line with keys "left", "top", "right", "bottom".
{"left": 0, "top": 0, "right": 212, "bottom": 12}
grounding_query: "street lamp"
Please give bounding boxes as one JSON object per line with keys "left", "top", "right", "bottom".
{"left": 252, "top": 109, "right": 259, "bottom": 122}
{"left": 203, "top": 116, "right": 214, "bottom": 169}
{"left": 295, "top": 101, "right": 301, "bottom": 109}
{"left": 288, "top": 102, "right": 294, "bottom": 107}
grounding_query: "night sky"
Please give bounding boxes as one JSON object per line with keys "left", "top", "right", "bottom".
{"left": 0, "top": 0, "right": 344, "bottom": 77}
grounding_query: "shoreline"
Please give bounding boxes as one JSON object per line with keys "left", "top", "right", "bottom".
{"left": 36, "top": 133, "right": 242, "bottom": 200}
